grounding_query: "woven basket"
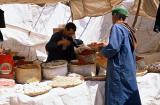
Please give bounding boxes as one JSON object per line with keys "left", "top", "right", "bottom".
{"left": 69, "top": 64, "right": 96, "bottom": 76}
{"left": 15, "top": 64, "right": 41, "bottom": 84}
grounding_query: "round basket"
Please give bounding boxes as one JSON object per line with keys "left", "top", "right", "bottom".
{"left": 69, "top": 64, "right": 96, "bottom": 76}
{"left": 41, "top": 60, "right": 68, "bottom": 80}
{"left": 15, "top": 64, "right": 41, "bottom": 84}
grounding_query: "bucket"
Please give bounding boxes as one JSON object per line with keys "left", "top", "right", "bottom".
{"left": 42, "top": 60, "right": 68, "bottom": 80}
{"left": 69, "top": 63, "right": 96, "bottom": 76}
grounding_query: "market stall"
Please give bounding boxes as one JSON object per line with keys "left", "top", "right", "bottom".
{"left": 0, "top": 0, "right": 160, "bottom": 105}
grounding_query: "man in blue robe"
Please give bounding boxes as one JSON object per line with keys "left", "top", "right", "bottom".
{"left": 91, "top": 6, "right": 142, "bottom": 105}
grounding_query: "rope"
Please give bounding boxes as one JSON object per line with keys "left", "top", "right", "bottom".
{"left": 67, "top": 16, "right": 71, "bottom": 23}
{"left": 68, "top": 1, "right": 73, "bottom": 22}
{"left": 63, "top": 4, "right": 67, "bottom": 23}
{"left": 33, "top": 4, "right": 46, "bottom": 29}
{"left": 78, "top": 17, "right": 91, "bottom": 39}
{"left": 99, "top": 16, "right": 107, "bottom": 41}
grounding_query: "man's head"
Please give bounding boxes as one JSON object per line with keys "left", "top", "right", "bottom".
{"left": 112, "top": 6, "right": 129, "bottom": 24}
{"left": 64, "top": 22, "right": 76, "bottom": 37}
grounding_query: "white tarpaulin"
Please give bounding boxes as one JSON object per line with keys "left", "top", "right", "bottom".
{"left": 0, "top": 73, "right": 160, "bottom": 105}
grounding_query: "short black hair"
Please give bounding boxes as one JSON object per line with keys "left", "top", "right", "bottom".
{"left": 65, "top": 22, "right": 76, "bottom": 31}
{"left": 112, "top": 13, "right": 126, "bottom": 21}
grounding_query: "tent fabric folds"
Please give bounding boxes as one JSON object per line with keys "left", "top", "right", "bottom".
{"left": 0, "top": 0, "right": 64, "bottom": 4}
{"left": 0, "top": 0, "right": 123, "bottom": 20}
{"left": 131, "top": 0, "right": 159, "bottom": 17}
{"left": 70, "top": 0, "right": 123, "bottom": 20}
{"left": 0, "top": 0, "right": 159, "bottom": 19}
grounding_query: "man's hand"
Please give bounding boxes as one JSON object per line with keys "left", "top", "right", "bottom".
{"left": 87, "top": 42, "right": 104, "bottom": 52}
{"left": 57, "top": 38, "right": 71, "bottom": 47}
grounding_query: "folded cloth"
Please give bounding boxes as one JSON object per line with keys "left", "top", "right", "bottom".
{"left": 0, "top": 78, "right": 15, "bottom": 87}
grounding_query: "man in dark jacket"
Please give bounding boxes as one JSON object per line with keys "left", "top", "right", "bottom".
{"left": 45, "top": 22, "right": 77, "bottom": 62}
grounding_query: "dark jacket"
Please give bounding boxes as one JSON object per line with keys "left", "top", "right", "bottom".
{"left": 45, "top": 32, "right": 76, "bottom": 62}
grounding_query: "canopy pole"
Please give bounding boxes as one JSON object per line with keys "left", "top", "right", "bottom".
{"left": 132, "top": 0, "right": 142, "bottom": 28}
{"left": 78, "top": 17, "right": 91, "bottom": 39}
{"left": 33, "top": 4, "right": 46, "bottom": 29}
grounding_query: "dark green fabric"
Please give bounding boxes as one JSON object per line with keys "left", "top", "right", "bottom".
{"left": 0, "top": 9, "right": 5, "bottom": 28}
{"left": 0, "top": 30, "right": 3, "bottom": 41}
{"left": 154, "top": 4, "right": 160, "bottom": 33}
